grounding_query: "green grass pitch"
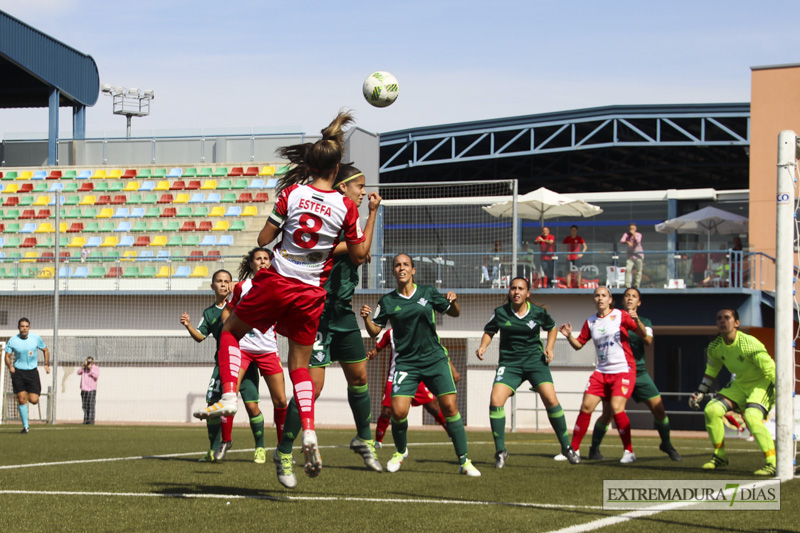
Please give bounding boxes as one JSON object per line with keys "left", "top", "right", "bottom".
{"left": 1, "top": 424, "right": 797, "bottom": 532}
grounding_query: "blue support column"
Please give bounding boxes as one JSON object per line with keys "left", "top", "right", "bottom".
{"left": 666, "top": 198, "right": 677, "bottom": 280}
{"left": 48, "top": 88, "right": 60, "bottom": 166}
{"left": 73, "top": 105, "right": 86, "bottom": 140}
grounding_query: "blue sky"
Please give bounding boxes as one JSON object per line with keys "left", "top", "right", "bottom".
{"left": 1, "top": 0, "right": 799, "bottom": 139}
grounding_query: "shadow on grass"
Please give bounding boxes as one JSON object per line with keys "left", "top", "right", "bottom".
{"left": 149, "top": 482, "right": 294, "bottom": 501}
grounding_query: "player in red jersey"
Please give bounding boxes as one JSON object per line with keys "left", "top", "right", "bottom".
{"left": 370, "top": 328, "right": 454, "bottom": 447}
{"left": 214, "top": 248, "right": 288, "bottom": 463}
{"left": 193, "top": 111, "right": 373, "bottom": 479}
{"left": 559, "top": 286, "right": 648, "bottom": 463}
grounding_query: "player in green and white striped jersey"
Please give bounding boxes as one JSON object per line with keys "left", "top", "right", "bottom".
{"left": 361, "top": 254, "right": 480, "bottom": 477}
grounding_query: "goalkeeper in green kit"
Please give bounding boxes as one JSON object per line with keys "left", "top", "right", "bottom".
{"left": 689, "top": 308, "right": 776, "bottom": 475}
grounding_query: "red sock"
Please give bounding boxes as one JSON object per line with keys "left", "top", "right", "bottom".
{"left": 725, "top": 413, "right": 742, "bottom": 430}
{"left": 432, "top": 409, "right": 449, "bottom": 436}
{"left": 274, "top": 406, "right": 287, "bottom": 443}
{"left": 375, "top": 415, "right": 391, "bottom": 443}
{"left": 289, "top": 368, "right": 315, "bottom": 431}
{"left": 221, "top": 415, "right": 234, "bottom": 442}
{"left": 571, "top": 411, "right": 591, "bottom": 451}
{"left": 614, "top": 411, "right": 633, "bottom": 452}
{"left": 218, "top": 331, "right": 242, "bottom": 391}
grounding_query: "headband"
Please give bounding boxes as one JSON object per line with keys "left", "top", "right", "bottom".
{"left": 338, "top": 172, "right": 364, "bottom": 186}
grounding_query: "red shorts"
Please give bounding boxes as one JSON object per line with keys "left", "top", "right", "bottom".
{"left": 381, "top": 377, "right": 436, "bottom": 408}
{"left": 584, "top": 369, "right": 636, "bottom": 400}
{"left": 233, "top": 267, "right": 327, "bottom": 345}
{"left": 239, "top": 349, "right": 283, "bottom": 377}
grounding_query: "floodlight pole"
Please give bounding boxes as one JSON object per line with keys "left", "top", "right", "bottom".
{"left": 775, "top": 130, "right": 796, "bottom": 482}
{"left": 101, "top": 85, "right": 154, "bottom": 138}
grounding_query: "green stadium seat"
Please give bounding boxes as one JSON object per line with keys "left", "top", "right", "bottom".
{"left": 64, "top": 195, "right": 80, "bottom": 206}
{"left": 142, "top": 194, "right": 158, "bottom": 205}
{"left": 166, "top": 235, "right": 183, "bottom": 247}
{"left": 105, "top": 250, "right": 120, "bottom": 262}
{"left": 63, "top": 182, "right": 79, "bottom": 193}
{"left": 18, "top": 197, "right": 34, "bottom": 207}
{"left": 153, "top": 169, "right": 168, "bottom": 178}
{"left": 140, "top": 266, "right": 157, "bottom": 277}
{"left": 2, "top": 209, "right": 18, "bottom": 220}
{"left": 127, "top": 194, "right": 143, "bottom": 205}
{"left": 108, "top": 182, "right": 124, "bottom": 193}
{"left": 276, "top": 165, "right": 290, "bottom": 176}
{"left": 66, "top": 208, "right": 82, "bottom": 218}
{"left": 149, "top": 221, "right": 165, "bottom": 232}
{"left": 183, "top": 168, "right": 198, "bottom": 178}
{"left": 217, "top": 179, "right": 233, "bottom": 190}
{"left": 122, "top": 266, "right": 140, "bottom": 278}
{"left": 176, "top": 206, "right": 193, "bottom": 217}
{"left": 81, "top": 208, "right": 98, "bottom": 219}
{"left": 213, "top": 167, "right": 229, "bottom": 178}
{"left": 184, "top": 234, "right": 200, "bottom": 246}
{"left": 87, "top": 250, "right": 103, "bottom": 262}
{"left": 221, "top": 193, "right": 237, "bottom": 203}
{"left": 87, "top": 266, "right": 106, "bottom": 278}
{"left": 144, "top": 207, "right": 161, "bottom": 218}
{"left": 33, "top": 183, "right": 47, "bottom": 193}
{"left": 165, "top": 220, "right": 180, "bottom": 232}
{"left": 194, "top": 206, "right": 209, "bottom": 217}
{"left": 4, "top": 223, "right": 20, "bottom": 233}
{"left": 232, "top": 179, "right": 248, "bottom": 190}
{"left": 137, "top": 169, "right": 152, "bottom": 179}
{"left": 230, "top": 220, "right": 246, "bottom": 231}
{"left": 4, "top": 171, "right": 18, "bottom": 180}
{"left": 131, "top": 221, "right": 148, "bottom": 232}
{"left": 36, "top": 236, "right": 54, "bottom": 248}
{"left": 94, "top": 182, "right": 109, "bottom": 193}
{"left": 198, "top": 167, "right": 213, "bottom": 178}
{"left": 63, "top": 170, "right": 77, "bottom": 179}
{"left": 101, "top": 222, "right": 116, "bottom": 232}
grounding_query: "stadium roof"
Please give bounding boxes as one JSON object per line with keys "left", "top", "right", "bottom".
{"left": 0, "top": 10, "right": 99, "bottom": 109}
{"left": 379, "top": 103, "right": 751, "bottom": 194}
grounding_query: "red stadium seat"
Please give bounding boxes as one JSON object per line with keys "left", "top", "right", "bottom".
{"left": 244, "top": 167, "right": 259, "bottom": 176}
{"left": 170, "top": 180, "right": 186, "bottom": 191}
{"left": 96, "top": 195, "right": 112, "bottom": 205}
{"left": 157, "top": 194, "right": 173, "bottom": 204}
{"left": 160, "top": 207, "right": 177, "bottom": 218}
{"left": 237, "top": 192, "right": 253, "bottom": 203}
{"left": 0, "top": 223, "right": 4, "bottom": 232}
{"left": 228, "top": 167, "right": 244, "bottom": 177}
{"left": 35, "top": 209, "right": 50, "bottom": 219}
{"left": 59, "top": 251, "right": 71, "bottom": 262}
{"left": 186, "top": 180, "right": 201, "bottom": 190}
{"left": 4, "top": 197, "right": 19, "bottom": 206}
{"left": 39, "top": 251, "right": 55, "bottom": 262}
{"left": 21, "top": 237, "right": 37, "bottom": 248}
{"left": 19, "top": 183, "right": 33, "bottom": 193}
{"left": 67, "top": 223, "right": 84, "bottom": 233}
{"left": 197, "top": 221, "right": 213, "bottom": 232}
{"left": 20, "top": 209, "right": 35, "bottom": 220}
{"left": 134, "top": 236, "right": 151, "bottom": 246}
{"left": 180, "top": 221, "right": 196, "bottom": 232}
{"left": 206, "top": 249, "right": 221, "bottom": 261}
{"left": 254, "top": 192, "right": 269, "bottom": 202}
{"left": 78, "top": 182, "right": 94, "bottom": 192}
{"left": 112, "top": 195, "right": 127, "bottom": 205}
{"left": 188, "top": 250, "right": 204, "bottom": 261}
{"left": 105, "top": 266, "right": 123, "bottom": 278}
{"left": 47, "top": 170, "right": 62, "bottom": 180}
{"left": 122, "top": 169, "right": 137, "bottom": 179}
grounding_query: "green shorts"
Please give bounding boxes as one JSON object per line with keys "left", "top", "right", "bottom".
{"left": 206, "top": 364, "right": 260, "bottom": 404}
{"left": 718, "top": 379, "right": 775, "bottom": 413}
{"left": 310, "top": 306, "right": 366, "bottom": 367}
{"left": 392, "top": 358, "right": 456, "bottom": 398}
{"left": 631, "top": 369, "right": 661, "bottom": 403}
{"left": 494, "top": 363, "right": 553, "bottom": 393}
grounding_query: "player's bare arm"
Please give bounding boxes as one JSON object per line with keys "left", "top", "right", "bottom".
{"left": 180, "top": 312, "right": 205, "bottom": 343}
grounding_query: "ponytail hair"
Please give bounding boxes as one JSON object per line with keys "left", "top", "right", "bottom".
{"left": 238, "top": 247, "right": 270, "bottom": 281}
{"left": 276, "top": 110, "right": 355, "bottom": 195}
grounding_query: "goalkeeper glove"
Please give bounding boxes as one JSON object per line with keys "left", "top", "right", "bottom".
{"left": 688, "top": 376, "right": 713, "bottom": 410}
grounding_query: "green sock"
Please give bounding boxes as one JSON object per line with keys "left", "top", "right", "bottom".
{"left": 489, "top": 405, "right": 506, "bottom": 452}
{"left": 744, "top": 407, "right": 776, "bottom": 465}
{"left": 590, "top": 421, "right": 609, "bottom": 451}
{"left": 704, "top": 399, "right": 728, "bottom": 456}
{"left": 546, "top": 404, "right": 570, "bottom": 450}
{"left": 391, "top": 416, "right": 408, "bottom": 454}
{"left": 207, "top": 418, "right": 222, "bottom": 450}
{"left": 348, "top": 383, "right": 373, "bottom": 441}
{"left": 250, "top": 413, "right": 265, "bottom": 449}
{"left": 654, "top": 416, "right": 671, "bottom": 446}
{"left": 445, "top": 413, "right": 469, "bottom": 465}
{"left": 278, "top": 398, "right": 301, "bottom": 454}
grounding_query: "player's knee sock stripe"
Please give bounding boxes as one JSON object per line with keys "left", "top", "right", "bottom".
{"left": 347, "top": 383, "right": 368, "bottom": 394}
{"left": 546, "top": 404, "right": 570, "bottom": 449}
{"left": 445, "top": 412, "right": 462, "bottom": 423}
{"left": 489, "top": 406, "right": 506, "bottom": 451}
{"left": 289, "top": 368, "right": 315, "bottom": 430}
{"left": 229, "top": 352, "right": 241, "bottom": 379}
{"left": 218, "top": 331, "right": 240, "bottom": 387}
{"left": 613, "top": 411, "right": 632, "bottom": 452}
{"left": 654, "top": 416, "right": 671, "bottom": 445}
{"left": 489, "top": 406, "right": 505, "bottom": 418}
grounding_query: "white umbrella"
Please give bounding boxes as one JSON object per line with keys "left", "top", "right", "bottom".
{"left": 482, "top": 187, "right": 603, "bottom": 224}
{"left": 655, "top": 206, "right": 748, "bottom": 237}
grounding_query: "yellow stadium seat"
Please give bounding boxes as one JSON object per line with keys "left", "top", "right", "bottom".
{"left": 35, "top": 223, "right": 54, "bottom": 234}
{"left": 174, "top": 193, "right": 189, "bottom": 204}
{"left": 59, "top": 223, "right": 68, "bottom": 233}
{"left": 150, "top": 235, "right": 167, "bottom": 246}
{"left": 211, "top": 220, "right": 229, "bottom": 231}
{"left": 154, "top": 266, "right": 171, "bottom": 278}
{"left": 190, "top": 265, "right": 209, "bottom": 278}
{"left": 37, "top": 267, "right": 55, "bottom": 279}
{"left": 100, "top": 236, "right": 118, "bottom": 247}
{"left": 3, "top": 183, "right": 19, "bottom": 194}
{"left": 208, "top": 206, "right": 225, "bottom": 217}
{"left": 200, "top": 180, "right": 217, "bottom": 190}
{"left": 123, "top": 181, "right": 140, "bottom": 192}
{"left": 154, "top": 181, "right": 170, "bottom": 192}
{"left": 79, "top": 195, "right": 96, "bottom": 206}
{"left": 34, "top": 196, "right": 49, "bottom": 206}
{"left": 258, "top": 166, "right": 275, "bottom": 176}
{"left": 242, "top": 206, "right": 258, "bottom": 216}
{"left": 68, "top": 236, "right": 86, "bottom": 247}
{"left": 96, "top": 208, "right": 114, "bottom": 219}
{"left": 18, "top": 170, "right": 33, "bottom": 180}
{"left": 21, "top": 251, "right": 38, "bottom": 263}
{"left": 122, "top": 251, "right": 137, "bottom": 261}
{"left": 108, "top": 169, "right": 123, "bottom": 179}
{"left": 92, "top": 170, "right": 108, "bottom": 179}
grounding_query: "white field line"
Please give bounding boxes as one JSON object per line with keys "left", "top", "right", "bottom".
{"left": 545, "top": 479, "right": 780, "bottom": 533}
{"left": 0, "top": 489, "right": 604, "bottom": 510}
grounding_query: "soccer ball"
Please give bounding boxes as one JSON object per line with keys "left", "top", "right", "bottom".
{"left": 362, "top": 71, "right": 399, "bottom": 108}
